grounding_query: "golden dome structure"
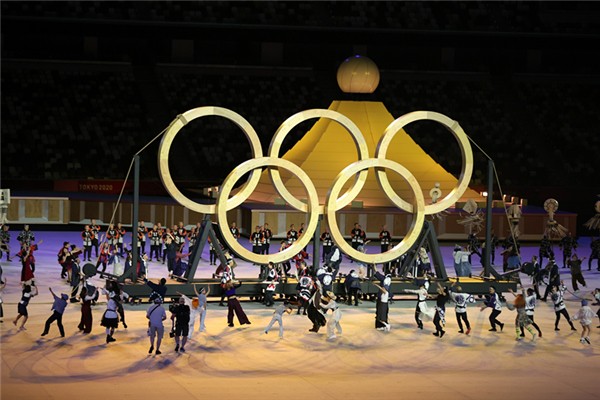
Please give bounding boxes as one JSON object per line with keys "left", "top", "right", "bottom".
{"left": 336, "top": 55, "right": 380, "bottom": 93}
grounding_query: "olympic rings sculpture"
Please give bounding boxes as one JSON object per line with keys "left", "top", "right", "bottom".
{"left": 158, "top": 107, "right": 473, "bottom": 264}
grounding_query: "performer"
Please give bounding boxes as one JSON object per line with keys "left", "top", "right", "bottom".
{"left": 188, "top": 223, "right": 200, "bottom": 254}
{"left": 149, "top": 225, "right": 161, "bottom": 261}
{"left": 380, "top": 225, "right": 391, "bottom": 273}
{"left": 208, "top": 237, "right": 218, "bottom": 266}
{"left": 97, "top": 245, "right": 117, "bottom": 277}
{"left": 320, "top": 292, "right": 342, "bottom": 340}
{"left": 542, "top": 258, "right": 560, "bottom": 302}
{"left": 501, "top": 234, "right": 521, "bottom": 272}
{"left": 452, "top": 245, "right": 471, "bottom": 277}
{"left": 216, "top": 259, "right": 234, "bottom": 307}
{"left": 350, "top": 223, "right": 362, "bottom": 254}
{"left": 520, "top": 287, "right": 543, "bottom": 338}
{"left": 551, "top": 282, "right": 577, "bottom": 331}
{"left": 116, "top": 223, "right": 126, "bottom": 254}
{"left": 145, "top": 277, "right": 167, "bottom": 303}
{"left": 467, "top": 233, "right": 482, "bottom": 265}
{"left": 507, "top": 287, "right": 538, "bottom": 342}
{"left": 194, "top": 285, "right": 209, "bottom": 334}
{"left": 174, "top": 222, "right": 187, "bottom": 252}
{"left": 262, "top": 223, "right": 272, "bottom": 255}
{"left": 263, "top": 261, "right": 279, "bottom": 307}
{"left": 324, "top": 243, "right": 342, "bottom": 278}
{"left": 320, "top": 227, "right": 333, "bottom": 263}
{"left": 13, "top": 284, "right": 38, "bottom": 330}
{"left": 147, "top": 298, "right": 167, "bottom": 355}
{"left": 106, "top": 224, "right": 120, "bottom": 251}
{"left": 317, "top": 266, "right": 334, "bottom": 297}
{"left": 57, "top": 241, "right": 71, "bottom": 280}
{"left": 17, "top": 241, "right": 40, "bottom": 285}
{"left": 100, "top": 287, "right": 120, "bottom": 343}
{"left": 351, "top": 224, "right": 366, "bottom": 263}
{"left": 559, "top": 232, "right": 577, "bottom": 268}
{"left": 539, "top": 234, "right": 554, "bottom": 271}
{"left": 431, "top": 284, "right": 450, "bottom": 338}
{"left": 69, "top": 246, "right": 83, "bottom": 302}
{"left": 279, "top": 241, "right": 292, "bottom": 277}
{"left": 417, "top": 247, "right": 432, "bottom": 277}
{"left": 529, "top": 255, "right": 544, "bottom": 299}
{"left": 449, "top": 284, "right": 474, "bottom": 335}
{"left": 379, "top": 225, "right": 391, "bottom": 253}
{"left": 165, "top": 234, "right": 177, "bottom": 277}
{"left": 567, "top": 254, "right": 587, "bottom": 291}
{"left": 480, "top": 286, "right": 504, "bottom": 332}
{"left": 229, "top": 222, "right": 241, "bottom": 256}
{"left": 296, "top": 274, "right": 314, "bottom": 315}
{"left": 171, "top": 297, "right": 190, "bottom": 353}
{"left": 77, "top": 285, "right": 96, "bottom": 334}
{"left": 225, "top": 280, "right": 251, "bottom": 327}
{"left": 161, "top": 228, "right": 174, "bottom": 264}
{"left": 286, "top": 224, "right": 298, "bottom": 244}
{"left": 589, "top": 237, "right": 600, "bottom": 271}
{"left": 250, "top": 225, "right": 264, "bottom": 256}
{"left": 307, "top": 287, "right": 327, "bottom": 333}
{"left": 344, "top": 269, "right": 361, "bottom": 306}
{"left": 41, "top": 287, "right": 69, "bottom": 338}
{"left": 0, "top": 224, "right": 12, "bottom": 261}
{"left": 373, "top": 281, "right": 391, "bottom": 331}
{"left": 90, "top": 218, "right": 102, "bottom": 257}
{"left": 138, "top": 221, "right": 148, "bottom": 255}
{"left": 404, "top": 279, "right": 434, "bottom": 330}
{"left": 136, "top": 253, "right": 149, "bottom": 280}
{"left": 17, "top": 224, "right": 35, "bottom": 247}
{"left": 264, "top": 301, "right": 293, "bottom": 339}
{"left": 81, "top": 225, "right": 94, "bottom": 261}
{"left": 572, "top": 299, "right": 594, "bottom": 344}
{"left": 293, "top": 248, "right": 310, "bottom": 274}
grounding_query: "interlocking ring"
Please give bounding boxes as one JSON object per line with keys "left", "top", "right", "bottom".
{"left": 376, "top": 111, "right": 473, "bottom": 215}
{"left": 158, "top": 107, "right": 263, "bottom": 214}
{"left": 268, "top": 109, "right": 370, "bottom": 214}
{"left": 216, "top": 157, "right": 320, "bottom": 264}
{"left": 326, "top": 158, "right": 425, "bottom": 264}
{"left": 159, "top": 106, "right": 474, "bottom": 265}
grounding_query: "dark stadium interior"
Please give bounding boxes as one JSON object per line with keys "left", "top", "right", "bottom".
{"left": 2, "top": 1, "right": 599, "bottom": 233}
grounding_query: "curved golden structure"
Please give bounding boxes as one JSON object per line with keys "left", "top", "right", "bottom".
{"left": 267, "top": 109, "right": 370, "bottom": 214}
{"left": 158, "top": 107, "right": 474, "bottom": 265}
{"left": 158, "top": 107, "right": 263, "bottom": 214}
{"left": 216, "top": 157, "right": 320, "bottom": 264}
{"left": 376, "top": 111, "right": 473, "bottom": 215}
{"left": 326, "top": 158, "right": 425, "bottom": 264}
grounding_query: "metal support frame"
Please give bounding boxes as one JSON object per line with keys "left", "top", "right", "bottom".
{"left": 396, "top": 220, "right": 447, "bottom": 280}
{"left": 185, "top": 215, "right": 230, "bottom": 281}
{"left": 482, "top": 160, "right": 502, "bottom": 279}
{"left": 311, "top": 215, "right": 323, "bottom": 270}
{"left": 118, "top": 155, "right": 140, "bottom": 283}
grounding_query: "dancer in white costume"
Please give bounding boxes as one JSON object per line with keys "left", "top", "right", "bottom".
{"left": 404, "top": 279, "right": 434, "bottom": 330}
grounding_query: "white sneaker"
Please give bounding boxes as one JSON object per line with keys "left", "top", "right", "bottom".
{"left": 384, "top": 322, "right": 391, "bottom": 332}
{"left": 328, "top": 335, "right": 337, "bottom": 340}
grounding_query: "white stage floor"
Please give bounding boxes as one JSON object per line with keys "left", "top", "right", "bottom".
{"left": 1, "top": 232, "right": 599, "bottom": 399}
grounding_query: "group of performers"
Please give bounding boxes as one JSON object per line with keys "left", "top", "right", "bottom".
{"left": 2, "top": 222, "right": 600, "bottom": 350}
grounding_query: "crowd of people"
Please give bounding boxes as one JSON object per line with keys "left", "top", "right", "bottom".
{"left": 1, "top": 221, "right": 599, "bottom": 353}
